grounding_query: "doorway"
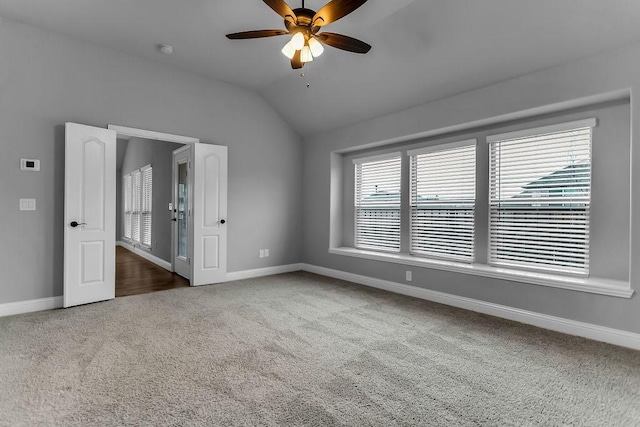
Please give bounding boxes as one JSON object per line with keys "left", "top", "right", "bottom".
{"left": 115, "top": 135, "right": 188, "bottom": 297}
{"left": 63, "top": 123, "right": 228, "bottom": 308}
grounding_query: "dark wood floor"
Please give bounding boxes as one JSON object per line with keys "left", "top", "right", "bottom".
{"left": 116, "top": 246, "right": 190, "bottom": 297}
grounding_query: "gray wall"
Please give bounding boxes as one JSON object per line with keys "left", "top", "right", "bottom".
{"left": 0, "top": 17, "right": 302, "bottom": 304}
{"left": 302, "top": 42, "right": 640, "bottom": 334}
{"left": 118, "top": 137, "right": 183, "bottom": 263}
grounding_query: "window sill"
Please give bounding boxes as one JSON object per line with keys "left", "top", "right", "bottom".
{"left": 328, "top": 247, "right": 634, "bottom": 298}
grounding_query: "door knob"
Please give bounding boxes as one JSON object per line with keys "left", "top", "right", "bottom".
{"left": 70, "top": 221, "right": 87, "bottom": 228}
{"left": 219, "top": 219, "right": 226, "bottom": 225}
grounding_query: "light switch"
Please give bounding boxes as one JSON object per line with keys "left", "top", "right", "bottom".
{"left": 20, "top": 159, "right": 40, "bottom": 171}
{"left": 20, "top": 199, "right": 36, "bottom": 211}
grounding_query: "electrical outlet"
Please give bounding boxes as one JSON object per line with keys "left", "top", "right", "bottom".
{"left": 264, "top": 249, "right": 269, "bottom": 257}
{"left": 405, "top": 270, "right": 412, "bottom": 282}
{"left": 259, "top": 249, "right": 265, "bottom": 258}
{"left": 20, "top": 199, "right": 36, "bottom": 211}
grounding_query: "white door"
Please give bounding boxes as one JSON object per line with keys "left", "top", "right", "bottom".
{"left": 172, "top": 146, "right": 191, "bottom": 279}
{"left": 191, "top": 144, "right": 228, "bottom": 286}
{"left": 64, "top": 123, "right": 116, "bottom": 308}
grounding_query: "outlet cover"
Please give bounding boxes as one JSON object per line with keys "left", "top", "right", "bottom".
{"left": 405, "top": 270, "right": 412, "bottom": 281}
{"left": 264, "top": 249, "right": 269, "bottom": 257}
{"left": 259, "top": 249, "right": 265, "bottom": 258}
{"left": 20, "top": 199, "right": 36, "bottom": 211}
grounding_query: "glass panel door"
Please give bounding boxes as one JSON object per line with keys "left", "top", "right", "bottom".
{"left": 177, "top": 162, "right": 188, "bottom": 259}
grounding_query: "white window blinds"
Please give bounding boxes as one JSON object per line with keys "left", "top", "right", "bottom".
{"left": 488, "top": 119, "right": 594, "bottom": 275}
{"left": 354, "top": 153, "right": 402, "bottom": 252}
{"left": 131, "top": 170, "right": 141, "bottom": 243}
{"left": 141, "top": 166, "right": 153, "bottom": 247}
{"left": 123, "top": 175, "right": 132, "bottom": 239}
{"left": 409, "top": 141, "right": 476, "bottom": 262}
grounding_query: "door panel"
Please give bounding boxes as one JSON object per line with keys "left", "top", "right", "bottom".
{"left": 192, "top": 144, "right": 227, "bottom": 285}
{"left": 64, "top": 123, "right": 116, "bottom": 308}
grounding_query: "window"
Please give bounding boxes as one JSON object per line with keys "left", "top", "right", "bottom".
{"left": 123, "top": 174, "right": 132, "bottom": 239}
{"left": 141, "top": 165, "right": 153, "bottom": 247}
{"left": 124, "top": 165, "right": 152, "bottom": 247}
{"left": 132, "top": 170, "right": 141, "bottom": 243}
{"left": 409, "top": 141, "right": 476, "bottom": 262}
{"left": 488, "top": 119, "right": 594, "bottom": 275}
{"left": 354, "top": 153, "right": 402, "bottom": 252}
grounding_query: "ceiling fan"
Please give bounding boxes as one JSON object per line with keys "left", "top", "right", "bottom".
{"left": 226, "top": 0, "right": 371, "bottom": 69}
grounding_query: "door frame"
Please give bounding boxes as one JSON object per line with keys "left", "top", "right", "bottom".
{"left": 108, "top": 125, "right": 200, "bottom": 283}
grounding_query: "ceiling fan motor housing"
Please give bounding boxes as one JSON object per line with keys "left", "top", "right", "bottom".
{"left": 286, "top": 8, "right": 317, "bottom": 31}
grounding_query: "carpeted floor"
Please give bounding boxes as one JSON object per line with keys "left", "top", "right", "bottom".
{"left": 1, "top": 272, "right": 639, "bottom": 426}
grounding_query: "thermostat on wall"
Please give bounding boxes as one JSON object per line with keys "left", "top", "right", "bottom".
{"left": 21, "top": 159, "right": 40, "bottom": 171}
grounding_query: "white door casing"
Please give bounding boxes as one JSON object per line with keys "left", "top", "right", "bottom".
{"left": 191, "top": 144, "right": 228, "bottom": 286}
{"left": 64, "top": 123, "right": 116, "bottom": 308}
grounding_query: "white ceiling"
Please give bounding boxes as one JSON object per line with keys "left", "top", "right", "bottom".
{"left": 2, "top": 0, "right": 640, "bottom": 137}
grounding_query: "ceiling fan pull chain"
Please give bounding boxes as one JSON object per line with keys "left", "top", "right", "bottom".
{"left": 304, "top": 62, "right": 311, "bottom": 88}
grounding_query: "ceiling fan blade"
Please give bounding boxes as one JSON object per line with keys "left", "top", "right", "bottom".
{"left": 291, "top": 50, "right": 303, "bottom": 69}
{"left": 312, "top": 0, "right": 368, "bottom": 27}
{"left": 226, "top": 30, "right": 288, "bottom": 39}
{"left": 315, "top": 32, "right": 371, "bottom": 53}
{"left": 263, "top": 0, "right": 297, "bottom": 24}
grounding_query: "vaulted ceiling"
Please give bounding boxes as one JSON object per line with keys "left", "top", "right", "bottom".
{"left": 2, "top": 0, "right": 640, "bottom": 137}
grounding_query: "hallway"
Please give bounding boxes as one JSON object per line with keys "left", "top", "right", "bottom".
{"left": 116, "top": 246, "right": 189, "bottom": 297}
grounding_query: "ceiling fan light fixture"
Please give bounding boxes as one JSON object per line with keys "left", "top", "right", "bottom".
{"left": 225, "top": 0, "right": 371, "bottom": 70}
{"left": 300, "top": 45, "right": 313, "bottom": 63}
{"left": 308, "top": 37, "right": 324, "bottom": 57}
{"left": 281, "top": 41, "right": 296, "bottom": 59}
{"left": 291, "top": 32, "right": 305, "bottom": 50}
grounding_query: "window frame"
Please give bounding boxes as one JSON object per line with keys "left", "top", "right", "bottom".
{"left": 140, "top": 164, "right": 153, "bottom": 248}
{"left": 334, "top": 110, "right": 633, "bottom": 298}
{"left": 123, "top": 164, "right": 152, "bottom": 248}
{"left": 486, "top": 118, "right": 595, "bottom": 278}
{"left": 353, "top": 152, "right": 402, "bottom": 253}
{"left": 408, "top": 139, "right": 477, "bottom": 263}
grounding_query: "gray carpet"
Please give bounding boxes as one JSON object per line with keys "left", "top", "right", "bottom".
{"left": 1, "top": 272, "right": 639, "bottom": 426}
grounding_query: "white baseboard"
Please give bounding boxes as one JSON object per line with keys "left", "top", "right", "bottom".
{"left": 117, "top": 241, "right": 172, "bottom": 271}
{"left": 226, "top": 263, "right": 303, "bottom": 282}
{"left": 300, "top": 263, "right": 640, "bottom": 351}
{"left": 0, "top": 296, "right": 63, "bottom": 317}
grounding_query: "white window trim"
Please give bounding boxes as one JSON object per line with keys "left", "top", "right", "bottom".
{"left": 329, "top": 247, "right": 633, "bottom": 298}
